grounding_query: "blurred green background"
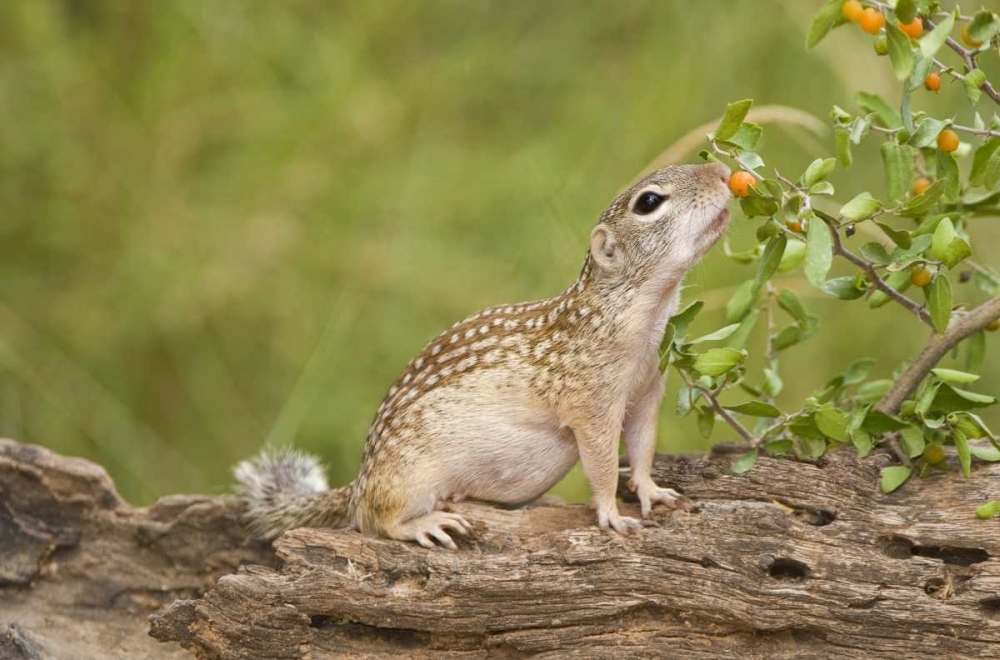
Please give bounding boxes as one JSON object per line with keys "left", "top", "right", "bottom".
{"left": 1, "top": 1, "right": 997, "bottom": 505}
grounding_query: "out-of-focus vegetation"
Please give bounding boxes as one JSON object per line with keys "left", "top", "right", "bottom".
{"left": 1, "top": 1, "right": 997, "bottom": 505}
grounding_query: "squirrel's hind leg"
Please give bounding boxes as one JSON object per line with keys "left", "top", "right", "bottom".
{"left": 383, "top": 510, "right": 472, "bottom": 550}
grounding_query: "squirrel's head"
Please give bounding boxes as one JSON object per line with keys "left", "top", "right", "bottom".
{"left": 588, "top": 162, "right": 732, "bottom": 285}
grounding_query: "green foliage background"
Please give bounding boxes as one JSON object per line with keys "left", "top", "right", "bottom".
{"left": 1, "top": 0, "right": 997, "bottom": 504}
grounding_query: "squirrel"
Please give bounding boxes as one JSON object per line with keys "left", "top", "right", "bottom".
{"left": 235, "top": 162, "right": 732, "bottom": 549}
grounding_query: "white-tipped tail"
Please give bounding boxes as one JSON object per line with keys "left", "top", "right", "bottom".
{"left": 234, "top": 448, "right": 353, "bottom": 540}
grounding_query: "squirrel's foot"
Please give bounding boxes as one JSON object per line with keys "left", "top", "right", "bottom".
{"left": 595, "top": 503, "right": 642, "bottom": 536}
{"left": 629, "top": 478, "right": 690, "bottom": 518}
{"left": 403, "top": 511, "right": 472, "bottom": 550}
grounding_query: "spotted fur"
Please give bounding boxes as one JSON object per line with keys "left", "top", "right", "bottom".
{"left": 237, "top": 163, "right": 732, "bottom": 546}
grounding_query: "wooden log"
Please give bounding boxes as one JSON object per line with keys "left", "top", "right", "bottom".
{"left": 2, "top": 437, "right": 999, "bottom": 658}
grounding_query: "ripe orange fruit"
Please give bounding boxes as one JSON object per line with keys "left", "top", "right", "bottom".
{"left": 922, "top": 445, "right": 946, "bottom": 465}
{"left": 911, "top": 267, "right": 933, "bottom": 288}
{"left": 987, "top": 319, "right": 1000, "bottom": 332}
{"left": 936, "top": 128, "right": 959, "bottom": 153}
{"left": 860, "top": 8, "right": 885, "bottom": 34}
{"left": 911, "top": 177, "right": 931, "bottom": 196}
{"left": 728, "top": 171, "right": 756, "bottom": 198}
{"left": 962, "top": 24, "right": 984, "bottom": 48}
{"left": 924, "top": 72, "right": 941, "bottom": 92}
{"left": 841, "top": 0, "right": 864, "bottom": 23}
{"left": 786, "top": 221, "right": 804, "bottom": 234}
{"left": 898, "top": 18, "right": 923, "bottom": 39}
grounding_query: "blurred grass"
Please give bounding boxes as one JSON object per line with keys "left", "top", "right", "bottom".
{"left": 0, "top": 0, "right": 996, "bottom": 505}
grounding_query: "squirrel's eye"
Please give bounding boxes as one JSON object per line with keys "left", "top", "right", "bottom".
{"left": 633, "top": 191, "right": 667, "bottom": 215}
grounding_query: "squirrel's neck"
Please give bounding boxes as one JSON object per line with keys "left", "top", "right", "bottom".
{"left": 566, "top": 250, "right": 682, "bottom": 346}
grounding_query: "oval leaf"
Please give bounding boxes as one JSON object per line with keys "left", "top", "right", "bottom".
{"left": 880, "top": 465, "right": 913, "bottom": 494}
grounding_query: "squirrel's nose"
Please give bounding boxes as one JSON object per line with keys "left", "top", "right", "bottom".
{"left": 701, "top": 162, "right": 731, "bottom": 187}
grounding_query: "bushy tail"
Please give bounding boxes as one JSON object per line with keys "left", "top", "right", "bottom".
{"left": 233, "top": 448, "right": 354, "bottom": 541}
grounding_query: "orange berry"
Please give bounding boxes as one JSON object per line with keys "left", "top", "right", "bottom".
{"left": 911, "top": 267, "right": 932, "bottom": 288}
{"left": 911, "top": 177, "right": 931, "bottom": 196}
{"left": 936, "top": 128, "right": 959, "bottom": 153}
{"left": 922, "top": 445, "right": 946, "bottom": 465}
{"left": 962, "top": 24, "right": 984, "bottom": 48}
{"left": 786, "top": 221, "right": 804, "bottom": 234}
{"left": 841, "top": 0, "right": 864, "bottom": 23}
{"left": 860, "top": 8, "right": 885, "bottom": 34}
{"left": 987, "top": 319, "right": 1000, "bottom": 332}
{"left": 924, "top": 72, "right": 941, "bottom": 92}
{"left": 898, "top": 18, "right": 923, "bottom": 39}
{"left": 728, "top": 171, "right": 756, "bottom": 198}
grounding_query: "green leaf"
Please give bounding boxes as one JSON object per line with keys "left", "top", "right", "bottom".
{"left": 931, "top": 368, "right": 980, "bottom": 385}
{"left": 949, "top": 387, "right": 997, "bottom": 406}
{"left": 697, "top": 405, "right": 715, "bottom": 439}
{"left": 857, "top": 91, "right": 902, "bottom": 129}
{"left": 966, "top": 330, "right": 986, "bottom": 372}
{"left": 976, "top": 500, "right": 1000, "bottom": 520}
{"left": 844, "top": 358, "right": 875, "bottom": 385}
{"left": 920, "top": 13, "right": 955, "bottom": 58}
{"left": 763, "top": 368, "right": 783, "bottom": 397}
{"left": 771, "top": 325, "right": 804, "bottom": 350}
{"left": 807, "top": 0, "right": 848, "bottom": 49}
{"left": 968, "top": 10, "right": 1000, "bottom": 44}
{"left": 801, "top": 158, "right": 836, "bottom": 187}
{"left": 815, "top": 405, "right": 849, "bottom": 441}
{"left": 799, "top": 436, "right": 828, "bottom": 460}
{"left": 732, "top": 450, "right": 759, "bottom": 474}
{"left": 926, "top": 274, "right": 952, "bottom": 334}
{"left": 894, "top": 0, "right": 917, "bottom": 23}
{"left": 963, "top": 69, "right": 986, "bottom": 105}
{"left": 676, "top": 385, "right": 694, "bottom": 417}
{"left": 935, "top": 151, "right": 960, "bottom": 203}
{"left": 881, "top": 142, "right": 914, "bottom": 204}
{"left": 821, "top": 276, "right": 867, "bottom": 300}
{"left": 880, "top": 466, "right": 912, "bottom": 493}
{"left": 669, "top": 300, "right": 704, "bottom": 339}
{"left": 908, "top": 118, "right": 949, "bottom": 148}
{"left": 897, "top": 181, "right": 945, "bottom": 217}
{"left": 857, "top": 379, "right": 893, "bottom": 403}
{"left": 930, "top": 218, "right": 971, "bottom": 269}
{"left": 900, "top": 425, "right": 926, "bottom": 458}
{"left": 840, "top": 192, "right": 883, "bottom": 221}
{"left": 955, "top": 430, "right": 971, "bottom": 478}
{"left": 836, "top": 129, "right": 853, "bottom": 169}
{"left": 971, "top": 446, "right": 1000, "bottom": 463}
{"left": 726, "top": 280, "right": 760, "bottom": 323}
{"left": 778, "top": 239, "right": 806, "bottom": 273}
{"left": 852, "top": 428, "right": 874, "bottom": 458}
{"left": 726, "top": 308, "right": 760, "bottom": 350}
{"left": 725, "top": 122, "right": 763, "bottom": 151}
{"left": 875, "top": 222, "right": 912, "bottom": 250}
{"left": 756, "top": 235, "right": 787, "bottom": 287}
{"left": 777, "top": 289, "right": 808, "bottom": 324}
{"left": 740, "top": 186, "right": 779, "bottom": 218}
{"left": 714, "top": 100, "right": 754, "bottom": 141}
{"left": 860, "top": 242, "right": 892, "bottom": 264}
{"left": 688, "top": 324, "right": 741, "bottom": 344}
{"left": 693, "top": 348, "right": 746, "bottom": 377}
{"left": 886, "top": 23, "right": 914, "bottom": 80}
{"left": 864, "top": 409, "right": 908, "bottom": 434}
{"left": 804, "top": 215, "right": 833, "bottom": 287}
{"left": 970, "top": 139, "right": 1000, "bottom": 189}
{"left": 724, "top": 401, "right": 781, "bottom": 418}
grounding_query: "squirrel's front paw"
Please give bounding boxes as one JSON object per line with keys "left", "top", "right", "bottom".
{"left": 629, "top": 478, "right": 690, "bottom": 518}
{"left": 595, "top": 505, "right": 642, "bottom": 536}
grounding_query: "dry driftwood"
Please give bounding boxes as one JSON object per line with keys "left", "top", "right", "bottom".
{"left": 2, "top": 438, "right": 1000, "bottom": 659}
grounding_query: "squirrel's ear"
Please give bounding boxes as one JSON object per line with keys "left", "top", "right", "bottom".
{"left": 589, "top": 224, "right": 622, "bottom": 272}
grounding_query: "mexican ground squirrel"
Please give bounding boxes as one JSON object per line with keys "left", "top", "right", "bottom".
{"left": 236, "top": 162, "right": 732, "bottom": 549}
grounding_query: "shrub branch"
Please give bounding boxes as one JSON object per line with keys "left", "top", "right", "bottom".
{"left": 875, "top": 296, "right": 1000, "bottom": 415}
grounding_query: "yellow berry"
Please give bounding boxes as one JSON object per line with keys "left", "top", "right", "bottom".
{"left": 728, "top": 171, "right": 756, "bottom": 198}
{"left": 936, "top": 129, "right": 959, "bottom": 153}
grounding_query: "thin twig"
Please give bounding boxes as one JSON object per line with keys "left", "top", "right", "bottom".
{"left": 813, "top": 210, "right": 933, "bottom": 326}
{"left": 876, "top": 296, "right": 1000, "bottom": 415}
{"left": 696, "top": 385, "right": 759, "bottom": 448}
{"left": 924, "top": 15, "right": 1000, "bottom": 107}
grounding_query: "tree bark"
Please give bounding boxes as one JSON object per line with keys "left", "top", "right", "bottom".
{"left": 2, "top": 438, "right": 999, "bottom": 659}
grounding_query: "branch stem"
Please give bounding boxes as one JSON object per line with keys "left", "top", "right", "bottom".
{"left": 875, "top": 296, "right": 1000, "bottom": 415}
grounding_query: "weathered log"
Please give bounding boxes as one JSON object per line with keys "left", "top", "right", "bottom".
{"left": 0, "top": 439, "right": 274, "bottom": 659}
{"left": 2, "top": 438, "right": 1000, "bottom": 659}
